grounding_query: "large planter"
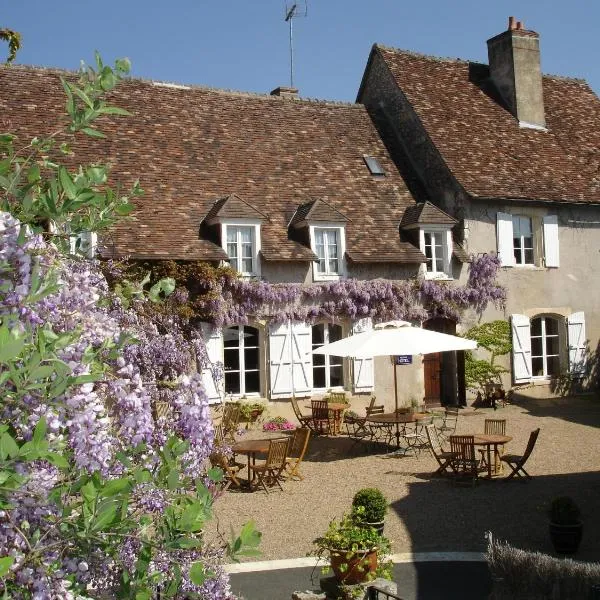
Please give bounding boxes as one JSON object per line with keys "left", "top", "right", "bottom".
{"left": 549, "top": 521, "right": 583, "bottom": 554}
{"left": 329, "top": 547, "right": 378, "bottom": 584}
{"left": 364, "top": 521, "right": 385, "bottom": 536}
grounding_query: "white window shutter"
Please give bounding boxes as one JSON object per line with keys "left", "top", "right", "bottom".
{"left": 268, "top": 321, "right": 294, "bottom": 399}
{"left": 199, "top": 323, "right": 224, "bottom": 404}
{"left": 290, "top": 321, "right": 313, "bottom": 396}
{"left": 352, "top": 318, "right": 374, "bottom": 393}
{"left": 444, "top": 230, "right": 453, "bottom": 276}
{"left": 567, "top": 312, "right": 586, "bottom": 376}
{"left": 497, "top": 213, "right": 515, "bottom": 267}
{"left": 543, "top": 215, "right": 560, "bottom": 268}
{"left": 511, "top": 314, "right": 532, "bottom": 383}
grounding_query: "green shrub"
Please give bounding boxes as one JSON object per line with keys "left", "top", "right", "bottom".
{"left": 352, "top": 488, "right": 388, "bottom": 523}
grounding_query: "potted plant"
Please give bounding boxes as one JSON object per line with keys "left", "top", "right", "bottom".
{"left": 549, "top": 496, "right": 583, "bottom": 554}
{"left": 262, "top": 416, "right": 296, "bottom": 431}
{"left": 351, "top": 488, "right": 388, "bottom": 535}
{"left": 311, "top": 512, "right": 391, "bottom": 585}
{"left": 237, "top": 399, "right": 267, "bottom": 423}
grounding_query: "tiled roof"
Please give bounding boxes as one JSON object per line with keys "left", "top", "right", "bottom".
{"left": 0, "top": 65, "right": 422, "bottom": 263}
{"left": 453, "top": 242, "right": 470, "bottom": 263}
{"left": 289, "top": 199, "right": 348, "bottom": 228}
{"left": 372, "top": 46, "right": 600, "bottom": 204}
{"left": 400, "top": 202, "right": 458, "bottom": 228}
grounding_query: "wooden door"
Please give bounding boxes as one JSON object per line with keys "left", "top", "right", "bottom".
{"left": 424, "top": 352, "right": 441, "bottom": 407}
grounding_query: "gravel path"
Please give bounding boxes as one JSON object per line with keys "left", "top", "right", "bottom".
{"left": 207, "top": 397, "right": 600, "bottom": 564}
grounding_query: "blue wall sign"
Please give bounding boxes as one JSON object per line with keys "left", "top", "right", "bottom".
{"left": 394, "top": 355, "right": 412, "bottom": 365}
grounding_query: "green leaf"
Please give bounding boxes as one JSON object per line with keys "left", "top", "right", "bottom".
{"left": 96, "top": 105, "right": 130, "bottom": 116}
{"left": 115, "top": 57, "right": 131, "bottom": 73}
{"left": 32, "top": 417, "right": 47, "bottom": 444}
{"left": 167, "top": 468, "right": 179, "bottom": 491}
{"left": 45, "top": 452, "right": 69, "bottom": 469}
{"left": 0, "top": 326, "right": 25, "bottom": 363}
{"left": 71, "top": 85, "right": 94, "bottom": 109}
{"left": 0, "top": 433, "right": 19, "bottom": 460}
{"left": 91, "top": 501, "right": 117, "bottom": 531}
{"left": 81, "top": 481, "right": 97, "bottom": 502}
{"left": 189, "top": 562, "right": 209, "bottom": 586}
{"left": 0, "top": 555, "right": 14, "bottom": 578}
{"left": 29, "top": 365, "right": 54, "bottom": 381}
{"left": 80, "top": 127, "right": 106, "bottom": 139}
{"left": 207, "top": 467, "right": 224, "bottom": 483}
{"left": 59, "top": 166, "right": 77, "bottom": 200}
{"left": 27, "top": 164, "right": 40, "bottom": 183}
{"left": 100, "top": 477, "right": 132, "bottom": 497}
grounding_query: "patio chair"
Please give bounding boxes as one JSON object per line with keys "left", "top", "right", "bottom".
{"left": 209, "top": 450, "right": 244, "bottom": 490}
{"left": 311, "top": 400, "right": 332, "bottom": 435}
{"left": 291, "top": 397, "right": 313, "bottom": 430}
{"left": 479, "top": 418, "right": 507, "bottom": 469}
{"left": 344, "top": 397, "right": 377, "bottom": 452}
{"left": 437, "top": 407, "right": 459, "bottom": 443}
{"left": 328, "top": 391, "right": 348, "bottom": 404}
{"left": 222, "top": 403, "right": 241, "bottom": 443}
{"left": 404, "top": 415, "right": 434, "bottom": 457}
{"left": 365, "top": 403, "right": 392, "bottom": 446}
{"left": 425, "top": 424, "right": 458, "bottom": 475}
{"left": 285, "top": 427, "right": 311, "bottom": 480}
{"left": 248, "top": 437, "right": 290, "bottom": 493}
{"left": 501, "top": 428, "right": 540, "bottom": 481}
{"left": 450, "top": 435, "right": 479, "bottom": 486}
{"left": 213, "top": 423, "right": 225, "bottom": 446}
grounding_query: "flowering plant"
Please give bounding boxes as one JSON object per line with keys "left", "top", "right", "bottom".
{"left": 262, "top": 416, "right": 296, "bottom": 431}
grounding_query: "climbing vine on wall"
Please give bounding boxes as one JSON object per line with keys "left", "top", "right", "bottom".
{"left": 103, "top": 253, "right": 506, "bottom": 328}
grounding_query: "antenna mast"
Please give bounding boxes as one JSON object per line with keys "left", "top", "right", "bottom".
{"left": 284, "top": 1, "right": 307, "bottom": 88}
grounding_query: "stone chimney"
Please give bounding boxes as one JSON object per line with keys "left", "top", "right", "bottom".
{"left": 487, "top": 16, "right": 546, "bottom": 129}
{"left": 270, "top": 86, "right": 299, "bottom": 99}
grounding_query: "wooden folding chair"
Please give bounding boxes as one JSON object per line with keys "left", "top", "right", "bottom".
{"left": 285, "top": 427, "right": 311, "bottom": 480}
{"left": 209, "top": 450, "right": 244, "bottom": 490}
{"left": 425, "top": 424, "right": 457, "bottom": 475}
{"left": 479, "top": 419, "right": 507, "bottom": 469}
{"left": 222, "top": 403, "right": 241, "bottom": 443}
{"left": 501, "top": 428, "right": 540, "bottom": 481}
{"left": 249, "top": 437, "right": 290, "bottom": 493}
{"left": 450, "top": 435, "right": 479, "bottom": 486}
{"left": 291, "top": 397, "right": 313, "bottom": 430}
{"left": 311, "top": 400, "right": 332, "bottom": 435}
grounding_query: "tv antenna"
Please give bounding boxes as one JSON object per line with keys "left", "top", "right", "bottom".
{"left": 284, "top": 1, "right": 307, "bottom": 88}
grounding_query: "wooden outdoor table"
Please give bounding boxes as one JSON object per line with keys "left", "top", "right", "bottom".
{"left": 366, "top": 412, "right": 430, "bottom": 448}
{"left": 305, "top": 402, "right": 349, "bottom": 435}
{"left": 473, "top": 433, "right": 512, "bottom": 478}
{"left": 232, "top": 438, "right": 271, "bottom": 482}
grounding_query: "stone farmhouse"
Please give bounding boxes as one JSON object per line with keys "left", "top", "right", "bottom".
{"left": 1, "top": 17, "right": 598, "bottom": 405}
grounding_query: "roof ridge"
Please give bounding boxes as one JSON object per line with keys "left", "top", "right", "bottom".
{"left": 374, "top": 44, "right": 592, "bottom": 87}
{"left": 0, "top": 63, "right": 363, "bottom": 109}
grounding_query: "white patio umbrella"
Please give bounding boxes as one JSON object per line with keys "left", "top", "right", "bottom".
{"left": 312, "top": 320, "right": 477, "bottom": 447}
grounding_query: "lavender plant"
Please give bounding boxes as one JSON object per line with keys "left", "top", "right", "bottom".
{"left": 0, "top": 56, "right": 257, "bottom": 599}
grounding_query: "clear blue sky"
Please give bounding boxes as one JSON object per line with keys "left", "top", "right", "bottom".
{"left": 3, "top": 1, "right": 599, "bottom": 102}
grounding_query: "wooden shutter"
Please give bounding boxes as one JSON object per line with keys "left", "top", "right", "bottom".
{"left": 511, "top": 314, "right": 532, "bottom": 383}
{"left": 567, "top": 312, "right": 586, "bottom": 376}
{"left": 199, "top": 323, "right": 224, "bottom": 404}
{"left": 268, "top": 321, "right": 294, "bottom": 399}
{"left": 290, "top": 321, "right": 313, "bottom": 396}
{"left": 497, "top": 213, "right": 515, "bottom": 267}
{"left": 352, "top": 318, "right": 374, "bottom": 393}
{"left": 444, "top": 230, "right": 453, "bottom": 277}
{"left": 543, "top": 215, "right": 560, "bottom": 268}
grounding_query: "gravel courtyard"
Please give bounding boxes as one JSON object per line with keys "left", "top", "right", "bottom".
{"left": 207, "top": 396, "right": 600, "bottom": 564}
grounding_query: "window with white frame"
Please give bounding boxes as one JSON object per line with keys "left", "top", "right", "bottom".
{"left": 221, "top": 221, "right": 261, "bottom": 276}
{"left": 419, "top": 228, "right": 452, "bottom": 279}
{"left": 312, "top": 323, "right": 344, "bottom": 389}
{"left": 497, "top": 212, "right": 559, "bottom": 268}
{"left": 310, "top": 225, "right": 345, "bottom": 280}
{"left": 530, "top": 316, "right": 560, "bottom": 377}
{"left": 223, "top": 325, "right": 260, "bottom": 396}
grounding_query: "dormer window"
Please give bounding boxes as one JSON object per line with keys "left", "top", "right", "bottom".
{"left": 221, "top": 220, "right": 261, "bottom": 277}
{"left": 420, "top": 227, "right": 452, "bottom": 279}
{"left": 314, "top": 228, "right": 340, "bottom": 275}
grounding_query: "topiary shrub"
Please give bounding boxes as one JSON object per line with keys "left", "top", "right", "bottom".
{"left": 352, "top": 488, "right": 388, "bottom": 523}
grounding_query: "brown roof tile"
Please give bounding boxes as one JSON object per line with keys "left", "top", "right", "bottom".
{"left": 0, "top": 65, "right": 423, "bottom": 263}
{"left": 204, "top": 194, "right": 267, "bottom": 223}
{"left": 289, "top": 198, "right": 348, "bottom": 228}
{"left": 400, "top": 202, "right": 458, "bottom": 227}
{"left": 374, "top": 46, "right": 600, "bottom": 204}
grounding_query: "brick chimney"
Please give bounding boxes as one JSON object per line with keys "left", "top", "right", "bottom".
{"left": 270, "top": 86, "right": 299, "bottom": 99}
{"left": 487, "top": 16, "right": 546, "bottom": 129}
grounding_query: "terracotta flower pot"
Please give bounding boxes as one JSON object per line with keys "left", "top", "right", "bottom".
{"left": 549, "top": 521, "right": 583, "bottom": 554}
{"left": 329, "top": 548, "right": 378, "bottom": 584}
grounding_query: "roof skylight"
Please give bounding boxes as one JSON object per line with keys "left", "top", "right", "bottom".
{"left": 363, "top": 155, "right": 385, "bottom": 176}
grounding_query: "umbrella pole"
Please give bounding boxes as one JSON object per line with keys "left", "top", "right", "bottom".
{"left": 393, "top": 359, "right": 400, "bottom": 448}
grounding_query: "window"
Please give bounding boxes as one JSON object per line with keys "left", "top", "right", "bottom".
{"left": 497, "top": 213, "right": 559, "bottom": 268}
{"left": 530, "top": 316, "right": 560, "bottom": 377}
{"left": 312, "top": 323, "right": 344, "bottom": 389}
{"left": 363, "top": 155, "right": 385, "bottom": 176}
{"left": 512, "top": 216, "right": 534, "bottom": 265}
{"left": 223, "top": 325, "right": 260, "bottom": 396}
{"left": 315, "top": 228, "right": 340, "bottom": 275}
{"left": 419, "top": 228, "right": 452, "bottom": 279}
{"left": 221, "top": 221, "right": 261, "bottom": 276}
